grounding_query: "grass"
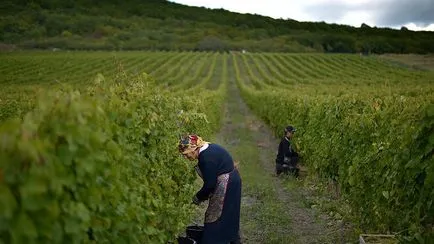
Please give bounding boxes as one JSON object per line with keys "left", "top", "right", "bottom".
{"left": 211, "top": 83, "right": 296, "bottom": 243}
{"left": 281, "top": 175, "right": 359, "bottom": 242}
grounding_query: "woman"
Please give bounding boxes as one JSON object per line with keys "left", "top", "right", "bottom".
{"left": 178, "top": 134, "right": 242, "bottom": 244}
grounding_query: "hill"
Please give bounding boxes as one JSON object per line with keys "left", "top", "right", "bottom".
{"left": 1, "top": 0, "right": 434, "bottom": 53}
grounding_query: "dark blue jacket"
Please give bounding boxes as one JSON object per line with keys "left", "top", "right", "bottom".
{"left": 195, "top": 143, "right": 235, "bottom": 201}
{"left": 275, "top": 136, "right": 298, "bottom": 165}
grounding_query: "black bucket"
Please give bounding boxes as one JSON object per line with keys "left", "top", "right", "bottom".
{"left": 177, "top": 236, "right": 197, "bottom": 244}
{"left": 186, "top": 225, "right": 204, "bottom": 242}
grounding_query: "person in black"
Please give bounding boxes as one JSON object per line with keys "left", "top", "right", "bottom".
{"left": 275, "top": 125, "right": 300, "bottom": 177}
{"left": 179, "top": 134, "right": 242, "bottom": 244}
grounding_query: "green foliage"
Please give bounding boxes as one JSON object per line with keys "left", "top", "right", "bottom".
{"left": 234, "top": 53, "right": 434, "bottom": 240}
{"left": 1, "top": 50, "right": 432, "bottom": 241}
{"left": 1, "top": 0, "right": 434, "bottom": 53}
{"left": 0, "top": 51, "right": 230, "bottom": 123}
{"left": 240, "top": 88, "right": 434, "bottom": 240}
{"left": 0, "top": 71, "right": 224, "bottom": 243}
{"left": 195, "top": 36, "right": 229, "bottom": 52}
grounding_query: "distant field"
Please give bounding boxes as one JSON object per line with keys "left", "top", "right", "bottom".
{"left": 380, "top": 53, "right": 434, "bottom": 71}
{"left": 1, "top": 51, "right": 433, "bottom": 121}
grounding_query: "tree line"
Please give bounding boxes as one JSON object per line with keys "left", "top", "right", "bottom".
{"left": 1, "top": 0, "right": 433, "bottom": 53}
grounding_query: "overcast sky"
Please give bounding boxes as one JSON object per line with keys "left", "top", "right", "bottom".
{"left": 170, "top": 0, "right": 434, "bottom": 31}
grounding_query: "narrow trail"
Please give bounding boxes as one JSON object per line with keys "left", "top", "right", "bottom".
{"left": 211, "top": 79, "right": 351, "bottom": 244}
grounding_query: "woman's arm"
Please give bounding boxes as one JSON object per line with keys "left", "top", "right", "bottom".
{"left": 195, "top": 158, "right": 218, "bottom": 201}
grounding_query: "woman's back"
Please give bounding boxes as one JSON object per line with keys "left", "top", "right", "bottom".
{"left": 199, "top": 143, "right": 234, "bottom": 175}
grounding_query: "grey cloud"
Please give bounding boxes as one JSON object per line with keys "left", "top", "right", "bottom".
{"left": 303, "top": 0, "right": 434, "bottom": 28}
{"left": 374, "top": 0, "right": 434, "bottom": 27}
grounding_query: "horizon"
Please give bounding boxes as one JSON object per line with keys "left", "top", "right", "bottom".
{"left": 169, "top": 0, "right": 434, "bottom": 32}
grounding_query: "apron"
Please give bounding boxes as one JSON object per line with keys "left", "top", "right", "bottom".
{"left": 195, "top": 165, "right": 231, "bottom": 223}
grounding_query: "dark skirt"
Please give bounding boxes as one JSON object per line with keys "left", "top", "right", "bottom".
{"left": 201, "top": 168, "right": 242, "bottom": 244}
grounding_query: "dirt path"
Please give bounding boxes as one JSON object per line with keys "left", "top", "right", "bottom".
{"left": 211, "top": 79, "right": 353, "bottom": 243}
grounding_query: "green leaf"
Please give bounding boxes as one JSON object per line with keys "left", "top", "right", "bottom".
{"left": 405, "top": 159, "right": 419, "bottom": 169}
{"left": 44, "top": 200, "right": 60, "bottom": 219}
{"left": 57, "top": 145, "right": 73, "bottom": 166}
{"left": 10, "top": 212, "right": 38, "bottom": 243}
{"left": 19, "top": 178, "right": 48, "bottom": 211}
{"left": 77, "top": 159, "right": 95, "bottom": 175}
{"left": 429, "top": 134, "right": 434, "bottom": 145}
{"left": 0, "top": 185, "right": 17, "bottom": 219}
{"left": 76, "top": 203, "right": 90, "bottom": 222}
{"left": 64, "top": 218, "right": 81, "bottom": 235}
{"left": 426, "top": 104, "right": 434, "bottom": 117}
{"left": 414, "top": 233, "right": 424, "bottom": 243}
{"left": 348, "top": 176, "right": 355, "bottom": 186}
{"left": 51, "top": 222, "right": 63, "bottom": 242}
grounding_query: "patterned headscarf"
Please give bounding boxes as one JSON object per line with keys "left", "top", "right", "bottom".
{"left": 178, "top": 134, "right": 209, "bottom": 154}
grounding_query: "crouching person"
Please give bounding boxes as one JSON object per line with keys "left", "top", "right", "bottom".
{"left": 275, "top": 125, "right": 300, "bottom": 177}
